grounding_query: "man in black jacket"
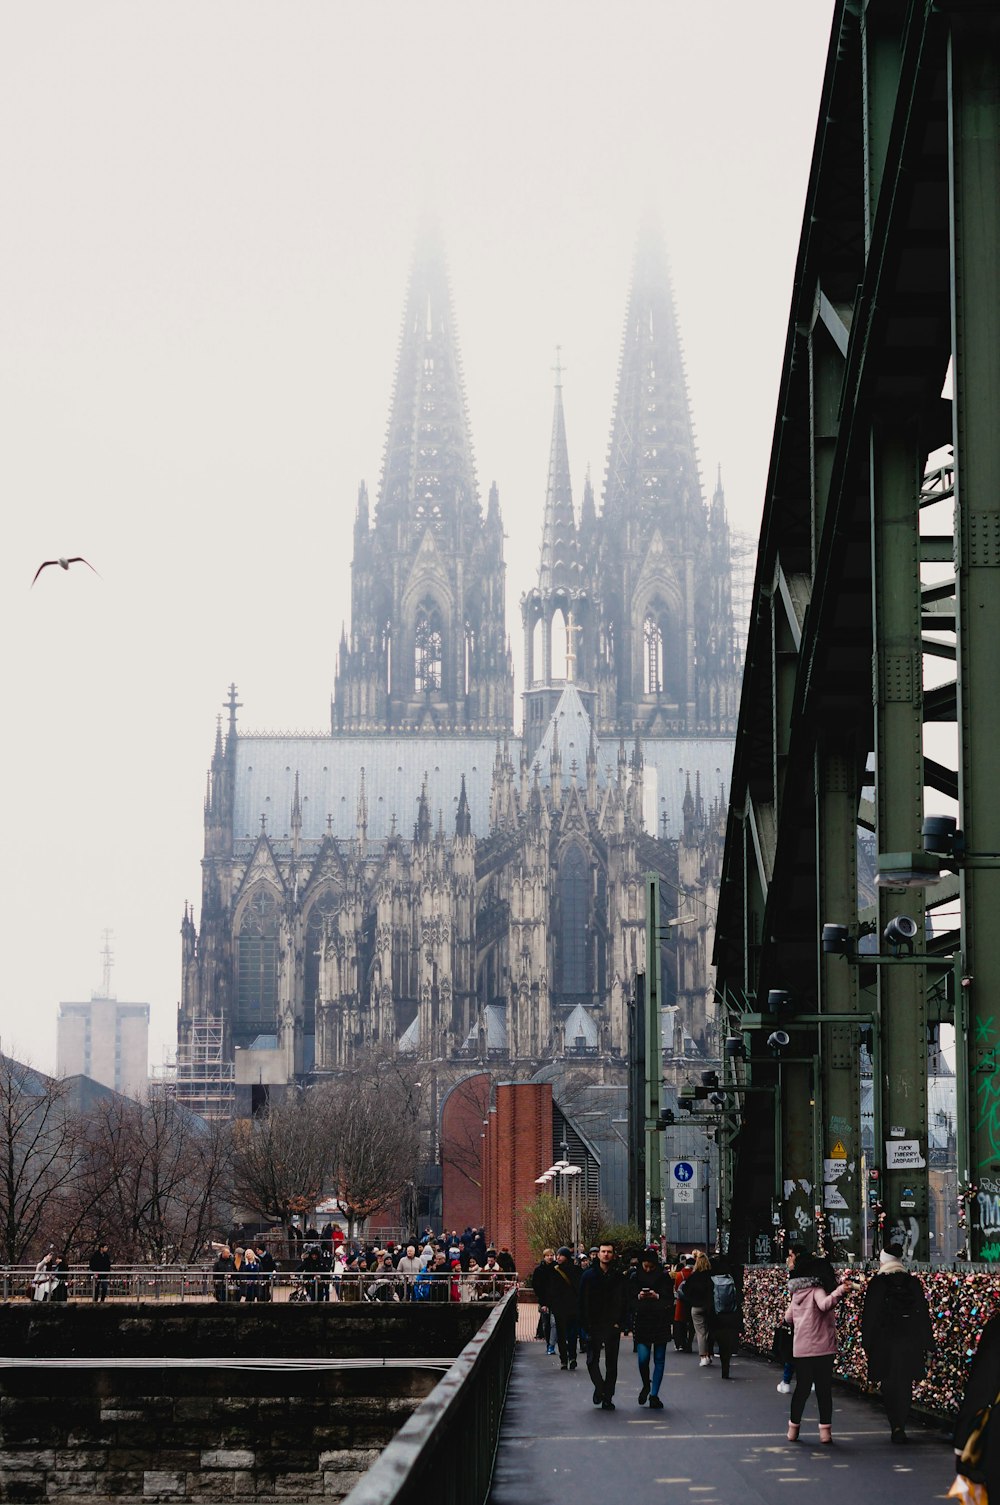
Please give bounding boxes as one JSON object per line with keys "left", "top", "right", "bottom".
{"left": 531, "top": 1248, "right": 557, "bottom": 1353}
{"left": 861, "top": 1242, "right": 934, "bottom": 1442}
{"left": 548, "top": 1247, "right": 582, "bottom": 1369}
{"left": 579, "top": 1241, "right": 628, "bottom": 1409}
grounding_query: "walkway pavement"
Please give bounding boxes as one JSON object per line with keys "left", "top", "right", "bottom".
{"left": 489, "top": 1340, "right": 957, "bottom": 1503}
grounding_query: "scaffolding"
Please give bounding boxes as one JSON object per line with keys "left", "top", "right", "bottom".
{"left": 173, "top": 1019, "right": 235, "bottom": 1120}
{"left": 729, "top": 528, "right": 756, "bottom": 666}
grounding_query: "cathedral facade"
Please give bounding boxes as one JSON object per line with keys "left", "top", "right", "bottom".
{"left": 175, "top": 225, "right": 740, "bottom": 1119}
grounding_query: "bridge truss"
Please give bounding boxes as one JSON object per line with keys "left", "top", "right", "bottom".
{"left": 715, "top": 0, "right": 1000, "bottom": 1263}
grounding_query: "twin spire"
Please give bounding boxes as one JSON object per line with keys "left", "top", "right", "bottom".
{"left": 377, "top": 227, "right": 480, "bottom": 541}
{"left": 537, "top": 218, "right": 706, "bottom": 590}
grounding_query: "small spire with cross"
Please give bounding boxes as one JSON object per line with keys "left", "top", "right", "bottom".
{"left": 225, "top": 683, "right": 242, "bottom": 736}
{"left": 552, "top": 344, "right": 565, "bottom": 390}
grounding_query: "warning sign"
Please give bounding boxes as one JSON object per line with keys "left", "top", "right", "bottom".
{"left": 830, "top": 1140, "right": 847, "bottom": 1160}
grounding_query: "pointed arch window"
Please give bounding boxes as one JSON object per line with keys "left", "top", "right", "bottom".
{"left": 644, "top": 611, "right": 664, "bottom": 695}
{"left": 236, "top": 886, "right": 279, "bottom": 1033}
{"left": 304, "top": 888, "right": 341, "bottom": 1036}
{"left": 559, "top": 844, "right": 589, "bottom": 995}
{"left": 414, "top": 599, "right": 443, "bottom": 693}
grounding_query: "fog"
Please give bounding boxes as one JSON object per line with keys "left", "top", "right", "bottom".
{"left": 0, "top": 2, "right": 834, "bottom": 1075}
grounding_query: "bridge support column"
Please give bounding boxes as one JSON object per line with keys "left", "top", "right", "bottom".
{"left": 816, "top": 739, "right": 863, "bottom": 1255}
{"left": 871, "top": 423, "right": 929, "bottom": 1257}
{"left": 951, "top": 15, "right": 1000, "bottom": 1261}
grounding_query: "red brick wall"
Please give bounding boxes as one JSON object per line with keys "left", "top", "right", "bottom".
{"left": 482, "top": 1081, "right": 553, "bottom": 1279}
{"left": 440, "top": 1073, "right": 491, "bottom": 1234}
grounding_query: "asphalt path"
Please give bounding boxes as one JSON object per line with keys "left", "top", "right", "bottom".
{"left": 489, "top": 1339, "right": 957, "bottom": 1503}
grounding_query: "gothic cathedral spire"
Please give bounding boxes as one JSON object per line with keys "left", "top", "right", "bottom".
{"left": 333, "top": 230, "right": 514, "bottom": 735}
{"left": 595, "top": 220, "right": 739, "bottom": 736}
{"left": 521, "top": 366, "right": 598, "bottom": 761}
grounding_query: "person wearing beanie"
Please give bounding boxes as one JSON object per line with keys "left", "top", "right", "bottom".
{"left": 783, "top": 1253, "right": 855, "bottom": 1443}
{"left": 531, "top": 1248, "right": 558, "bottom": 1353}
{"left": 548, "top": 1246, "right": 582, "bottom": 1370}
{"left": 862, "top": 1241, "right": 934, "bottom": 1443}
{"left": 628, "top": 1246, "right": 672, "bottom": 1408}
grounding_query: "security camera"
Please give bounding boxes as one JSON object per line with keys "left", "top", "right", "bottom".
{"left": 922, "top": 814, "right": 962, "bottom": 857}
{"left": 883, "top": 914, "right": 919, "bottom": 956}
{"left": 821, "top": 923, "right": 851, "bottom": 956}
{"left": 767, "top": 1030, "right": 790, "bottom": 1055}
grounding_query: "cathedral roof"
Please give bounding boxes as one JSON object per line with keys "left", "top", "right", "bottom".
{"left": 232, "top": 736, "right": 498, "bottom": 846}
{"left": 641, "top": 739, "right": 734, "bottom": 838}
{"left": 562, "top": 1003, "right": 599, "bottom": 1049}
{"left": 530, "top": 684, "right": 613, "bottom": 788}
{"left": 459, "top": 1004, "right": 508, "bottom": 1054}
{"left": 228, "top": 727, "right": 733, "bottom": 847}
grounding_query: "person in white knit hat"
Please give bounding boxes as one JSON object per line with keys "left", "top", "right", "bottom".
{"left": 861, "top": 1241, "right": 935, "bottom": 1443}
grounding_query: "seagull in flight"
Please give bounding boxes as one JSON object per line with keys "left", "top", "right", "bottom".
{"left": 31, "top": 556, "right": 100, "bottom": 588}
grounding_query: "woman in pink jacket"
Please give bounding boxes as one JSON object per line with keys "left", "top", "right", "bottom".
{"left": 783, "top": 1256, "right": 853, "bottom": 1443}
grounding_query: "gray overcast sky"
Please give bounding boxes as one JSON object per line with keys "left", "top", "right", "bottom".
{"left": 1, "top": 2, "right": 834, "bottom": 1077}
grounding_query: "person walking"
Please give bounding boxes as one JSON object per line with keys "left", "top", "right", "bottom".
{"left": 707, "top": 1254, "right": 742, "bottom": 1380}
{"left": 629, "top": 1246, "right": 672, "bottom": 1408}
{"left": 580, "top": 1240, "right": 628, "bottom": 1410}
{"left": 680, "top": 1252, "right": 715, "bottom": 1366}
{"left": 861, "top": 1241, "right": 935, "bottom": 1443}
{"left": 672, "top": 1255, "right": 695, "bottom": 1351}
{"left": 784, "top": 1254, "right": 853, "bottom": 1443}
{"left": 89, "top": 1242, "right": 112, "bottom": 1303}
{"left": 954, "top": 1310, "right": 1000, "bottom": 1496}
{"left": 531, "top": 1248, "right": 557, "bottom": 1353}
{"left": 548, "top": 1247, "right": 582, "bottom": 1370}
{"left": 775, "top": 1244, "right": 806, "bottom": 1392}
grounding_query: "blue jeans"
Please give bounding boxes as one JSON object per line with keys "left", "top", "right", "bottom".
{"left": 636, "top": 1341, "right": 666, "bottom": 1397}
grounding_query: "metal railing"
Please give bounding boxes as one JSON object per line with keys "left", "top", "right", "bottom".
{"left": 3, "top": 1265, "right": 519, "bottom": 1305}
{"left": 340, "top": 1287, "right": 517, "bottom": 1505}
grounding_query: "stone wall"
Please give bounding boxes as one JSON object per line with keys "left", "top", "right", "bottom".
{"left": 0, "top": 1302, "right": 489, "bottom": 1502}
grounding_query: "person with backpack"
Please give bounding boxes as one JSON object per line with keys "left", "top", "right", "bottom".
{"left": 861, "top": 1241, "right": 934, "bottom": 1443}
{"left": 706, "top": 1254, "right": 741, "bottom": 1380}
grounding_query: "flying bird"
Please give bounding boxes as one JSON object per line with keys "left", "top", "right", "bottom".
{"left": 31, "top": 556, "right": 100, "bottom": 588}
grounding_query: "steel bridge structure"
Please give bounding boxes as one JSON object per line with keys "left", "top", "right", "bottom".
{"left": 714, "top": 0, "right": 1000, "bottom": 1264}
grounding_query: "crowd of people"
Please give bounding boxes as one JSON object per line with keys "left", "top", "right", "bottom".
{"left": 209, "top": 1224, "right": 517, "bottom": 1303}
{"left": 530, "top": 1242, "right": 741, "bottom": 1410}
{"left": 526, "top": 1233, "right": 978, "bottom": 1463}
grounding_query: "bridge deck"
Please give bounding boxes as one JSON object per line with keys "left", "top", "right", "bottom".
{"left": 489, "top": 1339, "right": 956, "bottom": 1503}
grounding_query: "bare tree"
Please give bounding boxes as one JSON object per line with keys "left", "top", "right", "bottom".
{"left": 230, "top": 1089, "right": 333, "bottom": 1238}
{"left": 0, "top": 1055, "right": 84, "bottom": 1263}
{"left": 327, "top": 1051, "right": 423, "bottom": 1237}
{"left": 74, "top": 1091, "right": 232, "bottom": 1262}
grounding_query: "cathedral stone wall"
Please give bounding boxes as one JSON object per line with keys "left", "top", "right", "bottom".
{"left": 176, "top": 224, "right": 739, "bottom": 1133}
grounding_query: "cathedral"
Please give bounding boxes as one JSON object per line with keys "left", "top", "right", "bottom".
{"left": 175, "top": 224, "right": 741, "bottom": 1122}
